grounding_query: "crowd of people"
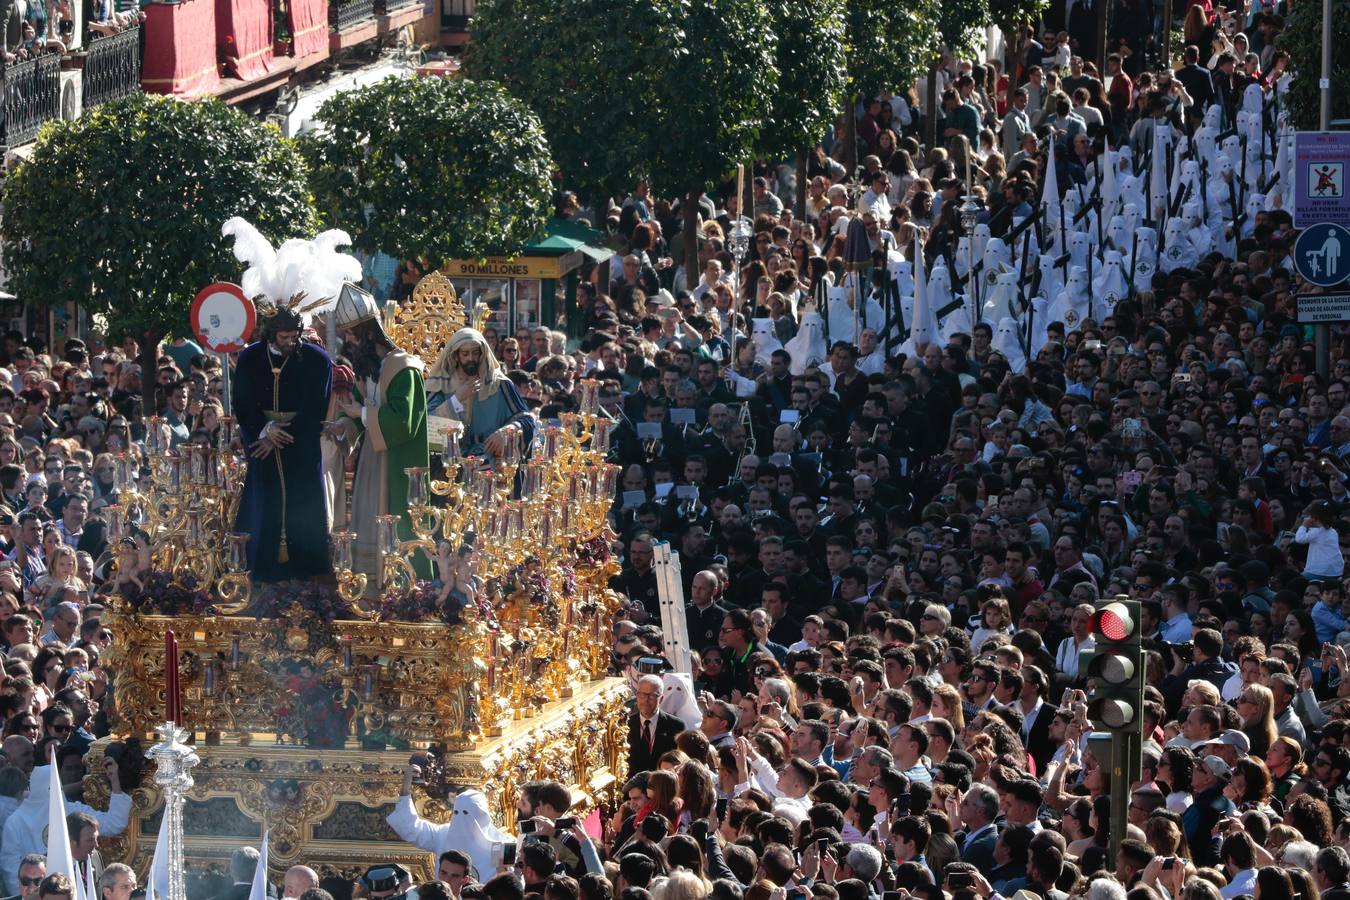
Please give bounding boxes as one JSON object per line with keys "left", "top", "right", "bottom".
{"left": 0, "top": 0, "right": 1337, "bottom": 898}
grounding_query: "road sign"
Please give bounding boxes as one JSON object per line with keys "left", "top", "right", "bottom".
{"left": 189, "top": 282, "right": 256, "bottom": 353}
{"left": 1295, "top": 132, "right": 1350, "bottom": 228}
{"left": 1297, "top": 292, "right": 1350, "bottom": 323}
{"left": 1294, "top": 222, "right": 1350, "bottom": 288}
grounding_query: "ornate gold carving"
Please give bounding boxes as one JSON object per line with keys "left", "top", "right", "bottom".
{"left": 101, "top": 681, "right": 627, "bottom": 883}
{"left": 385, "top": 273, "right": 468, "bottom": 361}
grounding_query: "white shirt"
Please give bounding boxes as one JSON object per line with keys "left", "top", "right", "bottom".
{"left": 1015, "top": 697, "right": 1045, "bottom": 742}
{"left": 1221, "top": 869, "right": 1257, "bottom": 899}
{"left": 1056, "top": 635, "right": 1095, "bottom": 679}
{"left": 1296, "top": 524, "right": 1345, "bottom": 577}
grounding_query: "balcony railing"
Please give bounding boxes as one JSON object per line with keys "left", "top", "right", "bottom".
{"left": 329, "top": 0, "right": 375, "bottom": 32}
{"left": 83, "top": 26, "right": 142, "bottom": 109}
{"left": 376, "top": 0, "right": 419, "bottom": 14}
{"left": 2, "top": 52, "right": 62, "bottom": 148}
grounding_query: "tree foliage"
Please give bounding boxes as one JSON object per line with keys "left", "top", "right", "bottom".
{"left": 1277, "top": 0, "right": 1350, "bottom": 131}
{"left": 466, "top": 0, "right": 778, "bottom": 207}
{"left": 465, "top": 0, "right": 665, "bottom": 202}
{"left": 935, "top": 0, "right": 992, "bottom": 66}
{"left": 844, "top": 0, "right": 941, "bottom": 102}
{"left": 1, "top": 93, "right": 314, "bottom": 349}
{"left": 300, "top": 75, "right": 555, "bottom": 265}
{"left": 642, "top": 0, "right": 779, "bottom": 202}
{"left": 756, "top": 0, "right": 848, "bottom": 160}
{"left": 987, "top": 0, "right": 1046, "bottom": 34}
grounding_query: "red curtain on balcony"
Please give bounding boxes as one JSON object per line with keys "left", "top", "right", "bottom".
{"left": 288, "top": 0, "right": 327, "bottom": 60}
{"left": 216, "top": 0, "right": 274, "bottom": 80}
{"left": 142, "top": 0, "right": 221, "bottom": 97}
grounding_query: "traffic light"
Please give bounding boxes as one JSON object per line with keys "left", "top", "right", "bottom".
{"left": 1081, "top": 598, "right": 1144, "bottom": 734}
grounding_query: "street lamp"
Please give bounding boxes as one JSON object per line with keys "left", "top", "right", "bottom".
{"left": 728, "top": 215, "right": 753, "bottom": 344}
{"left": 959, "top": 195, "right": 981, "bottom": 328}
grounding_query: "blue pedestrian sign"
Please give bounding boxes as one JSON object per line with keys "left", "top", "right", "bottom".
{"left": 1295, "top": 222, "right": 1350, "bottom": 288}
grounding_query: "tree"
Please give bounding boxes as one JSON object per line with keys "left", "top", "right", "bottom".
{"left": 758, "top": 0, "right": 848, "bottom": 216}
{"left": 466, "top": 0, "right": 779, "bottom": 271}
{"left": 300, "top": 75, "right": 555, "bottom": 268}
{"left": 464, "top": 0, "right": 664, "bottom": 204}
{"left": 1, "top": 93, "right": 314, "bottom": 413}
{"left": 1278, "top": 0, "right": 1350, "bottom": 130}
{"left": 645, "top": 0, "right": 779, "bottom": 269}
{"left": 922, "top": 0, "right": 993, "bottom": 150}
{"left": 841, "top": 0, "right": 942, "bottom": 174}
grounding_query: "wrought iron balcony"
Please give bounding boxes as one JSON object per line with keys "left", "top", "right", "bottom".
{"left": 2, "top": 52, "right": 61, "bottom": 148}
{"left": 329, "top": 0, "right": 375, "bottom": 32}
{"left": 83, "top": 25, "right": 142, "bottom": 109}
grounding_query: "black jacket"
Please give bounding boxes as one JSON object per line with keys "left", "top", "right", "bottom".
{"left": 627, "top": 710, "right": 684, "bottom": 775}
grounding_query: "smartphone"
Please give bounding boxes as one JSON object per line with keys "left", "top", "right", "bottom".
{"left": 556, "top": 816, "right": 577, "bottom": 830}
{"left": 949, "top": 874, "right": 975, "bottom": 890}
{"left": 636, "top": 657, "right": 665, "bottom": 675}
{"left": 1163, "top": 858, "right": 1176, "bottom": 871}
{"left": 1173, "top": 372, "right": 1191, "bottom": 383}
{"left": 715, "top": 798, "right": 729, "bottom": 822}
{"left": 501, "top": 843, "right": 517, "bottom": 867}
{"left": 520, "top": 819, "right": 537, "bottom": 834}
{"left": 1083, "top": 340, "right": 1102, "bottom": 350}
{"left": 816, "top": 837, "right": 830, "bottom": 856}
{"left": 884, "top": 892, "right": 905, "bottom": 900}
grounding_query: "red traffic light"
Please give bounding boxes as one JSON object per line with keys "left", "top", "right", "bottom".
{"left": 1091, "top": 602, "right": 1135, "bottom": 642}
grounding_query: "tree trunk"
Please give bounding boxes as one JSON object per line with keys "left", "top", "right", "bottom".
{"left": 141, "top": 328, "right": 162, "bottom": 422}
{"left": 796, "top": 149, "right": 808, "bottom": 219}
{"left": 925, "top": 64, "right": 940, "bottom": 153}
{"left": 844, "top": 94, "right": 859, "bottom": 179}
{"left": 683, "top": 189, "right": 701, "bottom": 296}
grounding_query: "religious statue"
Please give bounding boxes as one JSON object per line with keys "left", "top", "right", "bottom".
{"left": 425, "top": 328, "right": 534, "bottom": 462}
{"left": 233, "top": 303, "right": 334, "bottom": 580}
{"left": 332, "top": 284, "right": 432, "bottom": 580}
{"left": 221, "top": 218, "right": 360, "bottom": 582}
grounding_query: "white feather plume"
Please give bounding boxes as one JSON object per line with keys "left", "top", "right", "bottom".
{"left": 220, "top": 217, "right": 362, "bottom": 320}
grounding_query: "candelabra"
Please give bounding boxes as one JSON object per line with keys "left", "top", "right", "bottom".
{"left": 108, "top": 416, "right": 246, "bottom": 596}
{"left": 331, "top": 530, "right": 368, "bottom": 608}
{"left": 147, "top": 721, "right": 200, "bottom": 900}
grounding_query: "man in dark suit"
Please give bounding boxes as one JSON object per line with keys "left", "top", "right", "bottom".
{"left": 208, "top": 846, "right": 277, "bottom": 900}
{"left": 627, "top": 674, "right": 684, "bottom": 775}
{"left": 1018, "top": 665, "right": 1058, "bottom": 772}
{"left": 1315, "top": 839, "right": 1350, "bottom": 900}
{"left": 957, "top": 784, "right": 1000, "bottom": 871}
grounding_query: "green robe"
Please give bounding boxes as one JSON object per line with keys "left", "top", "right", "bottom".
{"left": 347, "top": 351, "right": 432, "bottom": 582}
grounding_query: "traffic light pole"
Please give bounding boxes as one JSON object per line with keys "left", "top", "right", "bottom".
{"left": 1085, "top": 597, "right": 1147, "bottom": 866}
{"left": 1091, "top": 728, "right": 1143, "bottom": 865}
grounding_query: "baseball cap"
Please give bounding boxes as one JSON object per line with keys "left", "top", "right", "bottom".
{"left": 1205, "top": 730, "right": 1251, "bottom": 755}
{"left": 1200, "top": 754, "right": 1232, "bottom": 780}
